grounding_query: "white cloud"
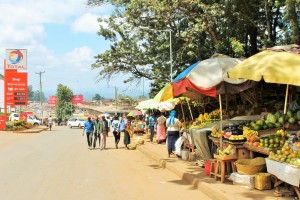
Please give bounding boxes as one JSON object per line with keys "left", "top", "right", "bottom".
{"left": 72, "top": 13, "right": 101, "bottom": 34}
{"left": 64, "top": 46, "right": 94, "bottom": 71}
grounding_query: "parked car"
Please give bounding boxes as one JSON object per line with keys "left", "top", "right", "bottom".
{"left": 27, "top": 116, "right": 42, "bottom": 126}
{"left": 9, "top": 113, "right": 20, "bottom": 121}
{"left": 67, "top": 118, "right": 85, "bottom": 128}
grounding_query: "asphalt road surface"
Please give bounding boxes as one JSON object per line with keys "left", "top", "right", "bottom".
{"left": 0, "top": 126, "right": 211, "bottom": 200}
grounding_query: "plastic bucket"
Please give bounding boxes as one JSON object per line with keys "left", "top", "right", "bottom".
{"left": 181, "top": 149, "right": 189, "bottom": 160}
{"left": 204, "top": 161, "right": 211, "bottom": 176}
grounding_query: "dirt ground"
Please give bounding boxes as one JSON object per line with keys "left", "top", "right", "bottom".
{"left": 0, "top": 126, "right": 211, "bottom": 200}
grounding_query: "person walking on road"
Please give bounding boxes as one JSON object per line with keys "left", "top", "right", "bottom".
{"left": 83, "top": 117, "right": 94, "bottom": 150}
{"left": 48, "top": 116, "right": 53, "bottom": 131}
{"left": 123, "top": 118, "right": 132, "bottom": 149}
{"left": 111, "top": 116, "right": 121, "bottom": 149}
{"left": 149, "top": 114, "right": 156, "bottom": 142}
{"left": 93, "top": 116, "right": 101, "bottom": 149}
{"left": 156, "top": 113, "right": 167, "bottom": 144}
{"left": 166, "top": 110, "right": 181, "bottom": 158}
{"left": 100, "top": 116, "right": 108, "bottom": 150}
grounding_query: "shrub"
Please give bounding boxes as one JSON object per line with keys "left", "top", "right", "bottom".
{"left": 6, "top": 121, "right": 14, "bottom": 130}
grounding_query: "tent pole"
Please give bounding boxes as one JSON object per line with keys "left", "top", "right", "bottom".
{"left": 283, "top": 84, "right": 289, "bottom": 131}
{"left": 187, "top": 100, "right": 194, "bottom": 120}
{"left": 180, "top": 103, "right": 186, "bottom": 124}
{"left": 284, "top": 84, "right": 289, "bottom": 115}
{"left": 219, "top": 94, "right": 223, "bottom": 148}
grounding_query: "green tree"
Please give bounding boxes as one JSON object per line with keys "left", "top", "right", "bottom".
{"left": 89, "top": 0, "right": 300, "bottom": 93}
{"left": 93, "top": 93, "right": 103, "bottom": 100}
{"left": 55, "top": 84, "right": 74, "bottom": 119}
{"left": 33, "top": 90, "right": 46, "bottom": 102}
{"left": 28, "top": 85, "right": 34, "bottom": 101}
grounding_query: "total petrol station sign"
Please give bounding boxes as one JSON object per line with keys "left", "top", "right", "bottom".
{"left": 5, "top": 70, "right": 28, "bottom": 106}
{"left": 6, "top": 49, "right": 27, "bottom": 70}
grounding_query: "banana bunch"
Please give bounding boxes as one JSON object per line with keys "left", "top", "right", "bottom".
{"left": 197, "top": 114, "right": 204, "bottom": 122}
{"left": 208, "top": 109, "right": 221, "bottom": 120}
{"left": 243, "top": 126, "right": 258, "bottom": 137}
{"left": 204, "top": 113, "right": 210, "bottom": 121}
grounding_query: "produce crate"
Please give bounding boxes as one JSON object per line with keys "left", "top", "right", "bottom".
{"left": 284, "top": 123, "right": 300, "bottom": 131}
{"left": 258, "top": 128, "right": 280, "bottom": 137}
{"left": 237, "top": 148, "right": 251, "bottom": 159}
{"left": 214, "top": 146, "right": 237, "bottom": 160}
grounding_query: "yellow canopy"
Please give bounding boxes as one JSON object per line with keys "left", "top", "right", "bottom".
{"left": 153, "top": 84, "right": 173, "bottom": 102}
{"left": 228, "top": 50, "right": 300, "bottom": 86}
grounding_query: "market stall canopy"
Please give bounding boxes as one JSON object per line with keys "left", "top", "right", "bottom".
{"left": 135, "top": 99, "right": 159, "bottom": 110}
{"left": 228, "top": 44, "right": 300, "bottom": 114}
{"left": 172, "top": 56, "right": 256, "bottom": 97}
{"left": 127, "top": 110, "right": 143, "bottom": 117}
{"left": 228, "top": 47, "right": 300, "bottom": 86}
{"left": 153, "top": 82, "right": 213, "bottom": 102}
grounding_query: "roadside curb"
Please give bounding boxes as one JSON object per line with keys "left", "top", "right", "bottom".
{"left": 137, "top": 144, "right": 230, "bottom": 200}
{"left": 14, "top": 127, "right": 49, "bottom": 134}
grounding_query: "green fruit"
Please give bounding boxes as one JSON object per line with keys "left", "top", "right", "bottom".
{"left": 288, "top": 117, "right": 296, "bottom": 124}
{"left": 278, "top": 117, "right": 284, "bottom": 124}
{"left": 264, "top": 144, "right": 269, "bottom": 148}
{"left": 297, "top": 111, "right": 300, "bottom": 121}
{"left": 275, "top": 122, "right": 281, "bottom": 128}
{"left": 267, "top": 123, "right": 275, "bottom": 129}
{"left": 264, "top": 138, "right": 269, "bottom": 144}
{"left": 274, "top": 143, "right": 279, "bottom": 148}
{"left": 287, "top": 111, "right": 293, "bottom": 118}
{"left": 260, "top": 139, "right": 264, "bottom": 143}
{"left": 253, "top": 125, "right": 262, "bottom": 131}
{"left": 263, "top": 125, "right": 268, "bottom": 130}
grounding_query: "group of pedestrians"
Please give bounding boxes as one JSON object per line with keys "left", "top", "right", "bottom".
{"left": 146, "top": 110, "right": 182, "bottom": 158}
{"left": 82, "top": 110, "right": 182, "bottom": 157}
{"left": 82, "top": 116, "right": 109, "bottom": 150}
{"left": 82, "top": 115, "right": 132, "bottom": 150}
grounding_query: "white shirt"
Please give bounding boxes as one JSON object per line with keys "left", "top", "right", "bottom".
{"left": 166, "top": 118, "right": 181, "bottom": 131}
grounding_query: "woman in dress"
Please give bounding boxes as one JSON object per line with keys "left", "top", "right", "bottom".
{"left": 166, "top": 110, "right": 181, "bottom": 157}
{"left": 124, "top": 118, "right": 132, "bottom": 149}
{"left": 156, "top": 113, "right": 167, "bottom": 144}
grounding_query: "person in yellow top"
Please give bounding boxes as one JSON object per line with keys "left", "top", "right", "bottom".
{"left": 166, "top": 110, "right": 181, "bottom": 157}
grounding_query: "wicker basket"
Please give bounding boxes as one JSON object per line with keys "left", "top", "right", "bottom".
{"left": 255, "top": 173, "right": 272, "bottom": 190}
{"left": 235, "top": 157, "right": 266, "bottom": 175}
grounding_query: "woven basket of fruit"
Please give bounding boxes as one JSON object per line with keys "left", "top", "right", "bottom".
{"left": 128, "top": 143, "right": 137, "bottom": 150}
{"left": 235, "top": 157, "right": 266, "bottom": 175}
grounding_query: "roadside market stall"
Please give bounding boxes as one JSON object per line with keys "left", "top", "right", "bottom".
{"left": 222, "top": 45, "right": 300, "bottom": 197}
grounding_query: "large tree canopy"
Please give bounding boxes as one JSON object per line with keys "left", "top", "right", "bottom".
{"left": 89, "top": 0, "right": 300, "bottom": 96}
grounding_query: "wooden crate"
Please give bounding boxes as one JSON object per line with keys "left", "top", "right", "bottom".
{"left": 237, "top": 148, "right": 250, "bottom": 159}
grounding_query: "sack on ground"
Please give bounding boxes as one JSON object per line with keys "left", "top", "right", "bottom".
{"left": 175, "top": 136, "right": 185, "bottom": 156}
{"left": 229, "top": 172, "right": 255, "bottom": 189}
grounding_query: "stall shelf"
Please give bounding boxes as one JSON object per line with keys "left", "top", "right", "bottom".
{"left": 243, "top": 144, "right": 269, "bottom": 158}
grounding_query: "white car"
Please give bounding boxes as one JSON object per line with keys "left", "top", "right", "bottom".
{"left": 27, "top": 116, "right": 42, "bottom": 126}
{"left": 67, "top": 118, "right": 85, "bottom": 128}
{"left": 9, "top": 113, "right": 20, "bottom": 121}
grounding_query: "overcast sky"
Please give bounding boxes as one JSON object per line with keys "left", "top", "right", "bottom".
{"left": 0, "top": 0, "right": 151, "bottom": 100}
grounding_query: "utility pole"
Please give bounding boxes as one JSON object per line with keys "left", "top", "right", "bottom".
{"left": 36, "top": 71, "right": 45, "bottom": 122}
{"left": 115, "top": 86, "right": 118, "bottom": 110}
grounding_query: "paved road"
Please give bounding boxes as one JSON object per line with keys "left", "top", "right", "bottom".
{"left": 0, "top": 126, "right": 211, "bottom": 200}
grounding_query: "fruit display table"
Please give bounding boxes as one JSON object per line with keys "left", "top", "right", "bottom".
{"left": 209, "top": 136, "right": 250, "bottom": 159}
{"left": 244, "top": 144, "right": 269, "bottom": 158}
{"left": 266, "top": 158, "right": 300, "bottom": 198}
